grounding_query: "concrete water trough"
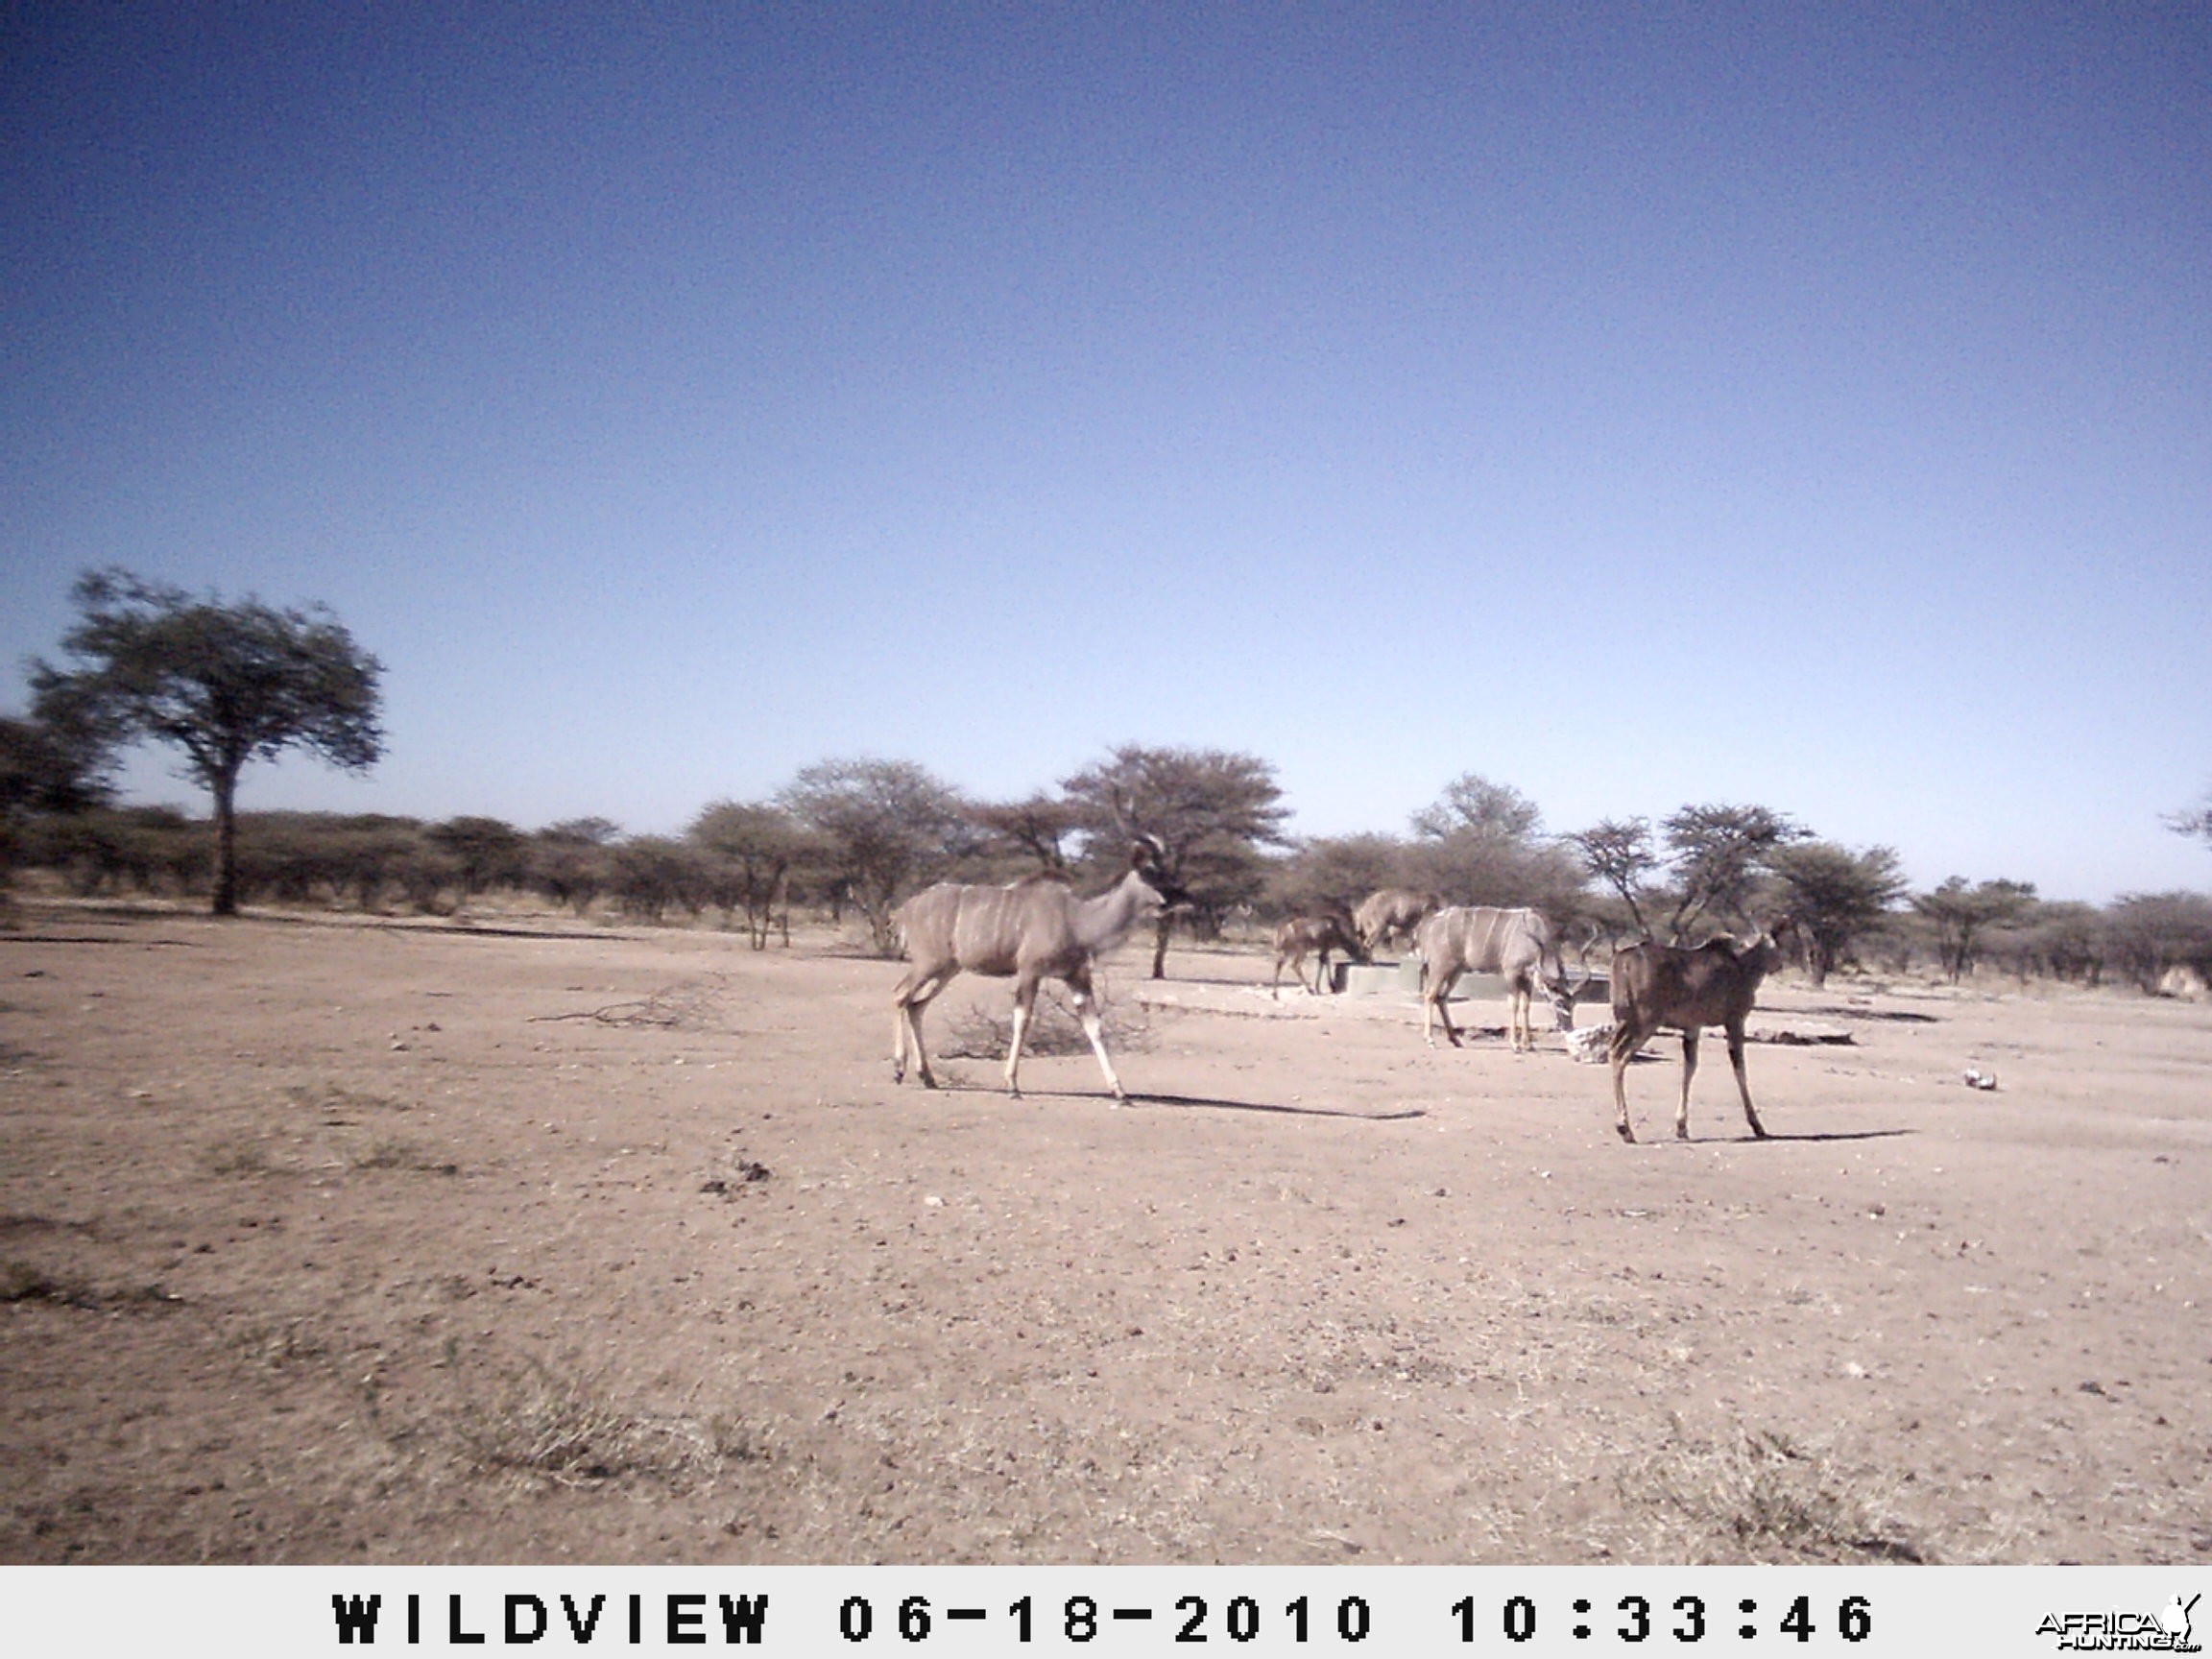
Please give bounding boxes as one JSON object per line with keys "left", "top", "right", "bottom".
{"left": 1330, "top": 958, "right": 1611, "bottom": 1001}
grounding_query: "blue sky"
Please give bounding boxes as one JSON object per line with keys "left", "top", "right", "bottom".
{"left": 6, "top": 4, "right": 2208, "bottom": 902}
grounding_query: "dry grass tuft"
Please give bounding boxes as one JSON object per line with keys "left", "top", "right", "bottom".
{"left": 1618, "top": 1421, "right": 1928, "bottom": 1563}
{"left": 284, "top": 1083, "right": 411, "bottom": 1114}
{"left": 201, "top": 1135, "right": 276, "bottom": 1176}
{"left": 939, "top": 992, "right": 1150, "bottom": 1061}
{"left": 350, "top": 1136, "right": 459, "bottom": 1174}
{"left": 230, "top": 1316, "right": 330, "bottom": 1371}
{"left": 3, "top": 1258, "right": 177, "bottom": 1311}
{"left": 453, "top": 1357, "right": 758, "bottom": 1488}
{"left": 0, "top": 1259, "right": 98, "bottom": 1308}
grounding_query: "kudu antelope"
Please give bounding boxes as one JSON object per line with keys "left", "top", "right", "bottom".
{"left": 1353, "top": 887, "right": 1441, "bottom": 955}
{"left": 1607, "top": 922, "right": 1796, "bottom": 1143}
{"left": 1412, "top": 906, "right": 1592, "bottom": 1050}
{"left": 1269, "top": 913, "right": 1366, "bottom": 998}
{"left": 890, "top": 844, "right": 1177, "bottom": 1100}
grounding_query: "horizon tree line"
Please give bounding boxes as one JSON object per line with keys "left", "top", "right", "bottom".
{"left": 7, "top": 567, "right": 2212, "bottom": 991}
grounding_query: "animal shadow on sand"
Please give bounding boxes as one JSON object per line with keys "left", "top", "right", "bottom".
{"left": 916, "top": 1082, "right": 1424, "bottom": 1122}
{"left": 1135, "top": 1092, "right": 1425, "bottom": 1121}
{"left": 1793, "top": 1003, "right": 1941, "bottom": 1024}
{"left": 1653, "top": 1126, "right": 1916, "bottom": 1146}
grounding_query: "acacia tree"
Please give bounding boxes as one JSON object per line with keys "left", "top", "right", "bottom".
{"left": 0, "top": 711, "right": 111, "bottom": 903}
{"left": 1406, "top": 772, "right": 1586, "bottom": 916}
{"left": 689, "top": 800, "right": 816, "bottom": 948}
{"left": 31, "top": 569, "right": 383, "bottom": 915}
{"left": 2169, "top": 790, "right": 2212, "bottom": 851}
{"left": 968, "top": 792, "right": 1082, "bottom": 875}
{"left": 531, "top": 817, "right": 621, "bottom": 915}
{"left": 610, "top": 835, "right": 708, "bottom": 924}
{"left": 1266, "top": 832, "right": 1406, "bottom": 922}
{"left": 2104, "top": 891, "right": 2212, "bottom": 994}
{"left": 778, "top": 757, "right": 974, "bottom": 952}
{"left": 1981, "top": 899, "right": 2109, "bottom": 987}
{"left": 1566, "top": 805, "right": 1807, "bottom": 941}
{"left": 1563, "top": 817, "right": 1663, "bottom": 935}
{"left": 1911, "top": 877, "right": 2037, "bottom": 982}
{"left": 1060, "top": 744, "right": 1289, "bottom": 977}
{"left": 320, "top": 814, "right": 429, "bottom": 913}
{"left": 0, "top": 712, "right": 107, "bottom": 816}
{"left": 426, "top": 815, "right": 527, "bottom": 904}
{"left": 1765, "top": 842, "right": 1907, "bottom": 987}
{"left": 1659, "top": 804, "right": 1809, "bottom": 938}
{"left": 1408, "top": 773, "right": 1544, "bottom": 843}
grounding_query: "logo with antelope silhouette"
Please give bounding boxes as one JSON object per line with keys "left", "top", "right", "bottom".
{"left": 2036, "top": 1592, "right": 2200, "bottom": 1651}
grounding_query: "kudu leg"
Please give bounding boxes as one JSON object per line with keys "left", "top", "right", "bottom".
{"left": 1075, "top": 998, "right": 1125, "bottom": 1099}
{"left": 1726, "top": 1024, "right": 1768, "bottom": 1139}
{"left": 1675, "top": 1029, "right": 1701, "bottom": 1140}
{"left": 1426, "top": 973, "right": 1462, "bottom": 1047}
{"left": 893, "top": 977, "right": 943, "bottom": 1090}
{"left": 1004, "top": 978, "right": 1039, "bottom": 1097}
{"left": 908, "top": 1005, "right": 939, "bottom": 1088}
{"left": 1065, "top": 967, "right": 1127, "bottom": 1100}
{"left": 1609, "top": 1022, "right": 1642, "bottom": 1142}
{"left": 891, "top": 974, "right": 912, "bottom": 1081}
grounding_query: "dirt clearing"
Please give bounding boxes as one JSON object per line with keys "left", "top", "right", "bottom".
{"left": 3, "top": 904, "right": 2208, "bottom": 1564}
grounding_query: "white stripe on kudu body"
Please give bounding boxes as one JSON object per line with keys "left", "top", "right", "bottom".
{"left": 890, "top": 844, "right": 1174, "bottom": 1101}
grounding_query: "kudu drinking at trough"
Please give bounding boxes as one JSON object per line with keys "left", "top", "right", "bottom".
{"left": 1353, "top": 887, "right": 1441, "bottom": 955}
{"left": 1606, "top": 922, "right": 1796, "bottom": 1143}
{"left": 890, "top": 842, "right": 1180, "bottom": 1101}
{"left": 1412, "top": 906, "right": 1592, "bottom": 1050}
{"left": 1269, "top": 913, "right": 1367, "bottom": 998}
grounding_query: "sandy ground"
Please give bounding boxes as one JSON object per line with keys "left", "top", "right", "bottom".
{"left": 2, "top": 900, "right": 2208, "bottom": 1566}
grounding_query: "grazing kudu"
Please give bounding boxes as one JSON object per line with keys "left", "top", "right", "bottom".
{"left": 1412, "top": 906, "right": 1590, "bottom": 1050}
{"left": 1606, "top": 923, "right": 1796, "bottom": 1143}
{"left": 1270, "top": 913, "right": 1367, "bottom": 998}
{"left": 891, "top": 845, "right": 1177, "bottom": 1100}
{"left": 1353, "top": 887, "right": 1441, "bottom": 955}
